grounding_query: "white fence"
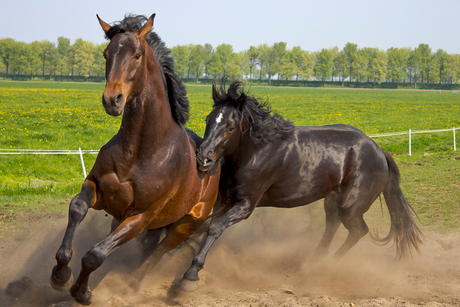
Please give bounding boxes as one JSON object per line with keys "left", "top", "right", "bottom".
{"left": 0, "top": 148, "right": 98, "bottom": 178}
{"left": 1, "top": 127, "right": 459, "bottom": 179}
{"left": 368, "top": 127, "right": 458, "bottom": 156}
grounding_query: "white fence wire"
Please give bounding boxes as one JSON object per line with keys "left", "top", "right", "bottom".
{"left": 368, "top": 127, "right": 458, "bottom": 156}
{"left": 1, "top": 127, "right": 459, "bottom": 178}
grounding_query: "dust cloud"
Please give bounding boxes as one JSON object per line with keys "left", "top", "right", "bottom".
{"left": 1, "top": 203, "right": 460, "bottom": 306}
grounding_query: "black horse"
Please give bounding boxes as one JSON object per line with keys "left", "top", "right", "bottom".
{"left": 179, "top": 79, "right": 423, "bottom": 291}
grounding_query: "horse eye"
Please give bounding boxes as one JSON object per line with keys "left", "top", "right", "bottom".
{"left": 228, "top": 126, "right": 235, "bottom": 132}
{"left": 135, "top": 53, "right": 142, "bottom": 60}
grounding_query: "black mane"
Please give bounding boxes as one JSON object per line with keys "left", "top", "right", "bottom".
{"left": 213, "top": 79, "right": 294, "bottom": 143}
{"left": 105, "top": 14, "right": 189, "bottom": 125}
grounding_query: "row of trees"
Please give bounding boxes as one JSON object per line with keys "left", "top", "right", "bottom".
{"left": 0, "top": 37, "right": 107, "bottom": 79}
{"left": 172, "top": 42, "right": 460, "bottom": 88}
{"left": 0, "top": 36, "right": 459, "bottom": 88}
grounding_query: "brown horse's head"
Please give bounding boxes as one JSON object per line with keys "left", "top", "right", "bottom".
{"left": 97, "top": 14, "right": 155, "bottom": 116}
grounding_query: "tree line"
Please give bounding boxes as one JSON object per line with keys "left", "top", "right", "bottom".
{"left": 172, "top": 42, "right": 460, "bottom": 88}
{"left": 0, "top": 37, "right": 107, "bottom": 79}
{"left": 0, "top": 37, "right": 459, "bottom": 88}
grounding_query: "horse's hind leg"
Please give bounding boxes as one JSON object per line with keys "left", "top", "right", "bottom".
{"left": 314, "top": 194, "right": 341, "bottom": 257}
{"left": 332, "top": 191, "right": 380, "bottom": 259}
{"left": 137, "top": 228, "right": 167, "bottom": 262}
{"left": 133, "top": 201, "right": 215, "bottom": 284}
{"left": 333, "top": 211, "right": 369, "bottom": 259}
{"left": 51, "top": 180, "right": 97, "bottom": 292}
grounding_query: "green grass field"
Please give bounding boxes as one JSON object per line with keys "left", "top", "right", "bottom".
{"left": 0, "top": 81, "right": 459, "bottom": 235}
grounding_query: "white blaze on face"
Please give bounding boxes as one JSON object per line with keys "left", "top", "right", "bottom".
{"left": 216, "top": 112, "right": 224, "bottom": 124}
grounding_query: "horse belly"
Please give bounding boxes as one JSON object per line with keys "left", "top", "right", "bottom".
{"left": 259, "top": 184, "right": 330, "bottom": 208}
{"left": 145, "top": 181, "right": 202, "bottom": 229}
{"left": 259, "top": 166, "right": 340, "bottom": 208}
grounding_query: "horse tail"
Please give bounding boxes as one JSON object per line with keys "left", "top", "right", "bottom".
{"left": 369, "top": 149, "right": 424, "bottom": 259}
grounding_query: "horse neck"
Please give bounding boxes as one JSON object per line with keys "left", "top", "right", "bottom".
{"left": 227, "top": 131, "right": 255, "bottom": 168}
{"left": 119, "top": 57, "right": 179, "bottom": 155}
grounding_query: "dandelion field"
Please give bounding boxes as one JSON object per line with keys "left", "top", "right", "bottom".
{"left": 0, "top": 81, "right": 460, "bottom": 233}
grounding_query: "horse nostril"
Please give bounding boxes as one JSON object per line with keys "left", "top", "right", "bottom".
{"left": 206, "top": 150, "right": 214, "bottom": 158}
{"left": 115, "top": 94, "right": 124, "bottom": 105}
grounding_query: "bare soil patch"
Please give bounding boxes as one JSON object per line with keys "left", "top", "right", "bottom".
{"left": 0, "top": 206, "right": 459, "bottom": 306}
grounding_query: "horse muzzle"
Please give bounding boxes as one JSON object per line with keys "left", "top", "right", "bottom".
{"left": 102, "top": 93, "right": 125, "bottom": 116}
{"left": 196, "top": 153, "right": 216, "bottom": 172}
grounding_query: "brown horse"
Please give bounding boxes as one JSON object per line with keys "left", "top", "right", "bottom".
{"left": 50, "top": 14, "right": 220, "bottom": 305}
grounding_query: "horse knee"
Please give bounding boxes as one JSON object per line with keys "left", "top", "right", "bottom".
{"left": 82, "top": 247, "right": 106, "bottom": 272}
{"left": 69, "top": 196, "right": 90, "bottom": 222}
{"left": 207, "top": 220, "right": 227, "bottom": 239}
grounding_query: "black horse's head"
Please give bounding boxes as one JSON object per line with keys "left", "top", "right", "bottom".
{"left": 197, "top": 78, "right": 294, "bottom": 172}
{"left": 197, "top": 80, "right": 250, "bottom": 172}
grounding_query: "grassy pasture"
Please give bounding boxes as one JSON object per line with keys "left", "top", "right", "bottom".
{"left": 0, "top": 81, "right": 459, "bottom": 235}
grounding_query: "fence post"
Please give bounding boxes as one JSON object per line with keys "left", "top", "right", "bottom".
{"left": 409, "top": 129, "right": 412, "bottom": 156}
{"left": 79, "top": 148, "right": 87, "bottom": 179}
{"left": 454, "top": 128, "right": 457, "bottom": 151}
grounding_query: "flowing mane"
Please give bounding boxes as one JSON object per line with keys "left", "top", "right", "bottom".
{"left": 105, "top": 14, "right": 189, "bottom": 125}
{"left": 213, "top": 79, "right": 294, "bottom": 143}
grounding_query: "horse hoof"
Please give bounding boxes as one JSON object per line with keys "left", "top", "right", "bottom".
{"left": 72, "top": 289, "right": 93, "bottom": 306}
{"left": 50, "top": 265, "right": 74, "bottom": 292}
{"left": 179, "top": 278, "right": 199, "bottom": 292}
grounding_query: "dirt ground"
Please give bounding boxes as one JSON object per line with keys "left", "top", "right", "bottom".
{"left": 0, "top": 205, "right": 459, "bottom": 307}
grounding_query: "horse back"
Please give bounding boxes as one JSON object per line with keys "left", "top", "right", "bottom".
{"left": 231, "top": 124, "right": 387, "bottom": 208}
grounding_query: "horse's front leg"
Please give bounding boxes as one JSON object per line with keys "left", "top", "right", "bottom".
{"left": 181, "top": 199, "right": 253, "bottom": 291}
{"left": 51, "top": 180, "right": 97, "bottom": 292}
{"left": 69, "top": 214, "right": 147, "bottom": 305}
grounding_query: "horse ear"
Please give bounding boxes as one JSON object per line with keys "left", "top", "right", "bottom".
{"left": 139, "top": 13, "right": 156, "bottom": 41}
{"left": 96, "top": 14, "right": 111, "bottom": 36}
{"left": 238, "top": 92, "right": 247, "bottom": 110}
{"left": 212, "top": 83, "right": 219, "bottom": 102}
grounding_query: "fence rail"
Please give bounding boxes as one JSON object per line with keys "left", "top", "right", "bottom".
{"left": 1, "top": 127, "right": 458, "bottom": 178}
{"left": 368, "top": 127, "right": 458, "bottom": 155}
{"left": 0, "top": 149, "right": 99, "bottom": 155}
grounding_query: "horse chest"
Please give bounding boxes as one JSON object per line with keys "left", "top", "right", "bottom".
{"left": 94, "top": 173, "right": 134, "bottom": 216}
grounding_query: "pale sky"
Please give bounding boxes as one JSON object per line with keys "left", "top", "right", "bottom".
{"left": 2, "top": 0, "right": 459, "bottom": 54}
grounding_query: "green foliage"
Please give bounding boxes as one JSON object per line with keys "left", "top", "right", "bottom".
{"left": 387, "top": 47, "right": 409, "bottom": 86}
{"left": 313, "top": 48, "right": 334, "bottom": 83}
{"left": 1, "top": 33, "right": 460, "bottom": 88}
{"left": 0, "top": 37, "right": 107, "bottom": 79}
{"left": 343, "top": 42, "right": 358, "bottom": 81}
{"left": 171, "top": 45, "right": 189, "bottom": 78}
{"left": 370, "top": 49, "right": 388, "bottom": 85}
